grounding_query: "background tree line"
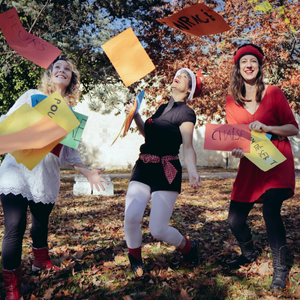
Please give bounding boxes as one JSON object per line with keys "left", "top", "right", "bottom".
{"left": 0, "top": 0, "right": 299, "bottom": 125}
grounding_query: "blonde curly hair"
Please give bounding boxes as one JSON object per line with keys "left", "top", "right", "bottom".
{"left": 38, "top": 55, "right": 81, "bottom": 107}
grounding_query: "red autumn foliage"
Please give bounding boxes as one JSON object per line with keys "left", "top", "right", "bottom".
{"left": 135, "top": 0, "right": 300, "bottom": 126}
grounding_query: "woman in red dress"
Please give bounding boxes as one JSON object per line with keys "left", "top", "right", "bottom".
{"left": 225, "top": 44, "right": 298, "bottom": 290}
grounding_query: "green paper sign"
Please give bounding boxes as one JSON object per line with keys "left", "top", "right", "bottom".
{"left": 60, "top": 111, "right": 88, "bottom": 149}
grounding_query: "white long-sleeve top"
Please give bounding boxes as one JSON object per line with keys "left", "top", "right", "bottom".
{"left": 0, "top": 89, "right": 82, "bottom": 204}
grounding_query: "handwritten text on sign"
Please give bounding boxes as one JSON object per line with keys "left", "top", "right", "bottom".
{"left": 244, "top": 131, "right": 286, "bottom": 172}
{"left": 204, "top": 124, "right": 251, "bottom": 152}
{"left": 60, "top": 111, "right": 88, "bottom": 149}
{"left": 0, "top": 8, "right": 61, "bottom": 68}
{"left": 156, "top": 3, "right": 231, "bottom": 37}
{"left": 34, "top": 91, "right": 79, "bottom": 133}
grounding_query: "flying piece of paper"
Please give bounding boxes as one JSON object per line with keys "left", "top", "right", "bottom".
{"left": 102, "top": 28, "right": 155, "bottom": 87}
{"left": 157, "top": 3, "right": 231, "bottom": 37}
{"left": 0, "top": 8, "right": 61, "bottom": 68}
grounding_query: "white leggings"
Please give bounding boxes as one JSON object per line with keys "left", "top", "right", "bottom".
{"left": 124, "top": 181, "right": 183, "bottom": 249}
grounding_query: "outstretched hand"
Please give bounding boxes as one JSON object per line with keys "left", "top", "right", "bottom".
{"left": 86, "top": 168, "right": 109, "bottom": 191}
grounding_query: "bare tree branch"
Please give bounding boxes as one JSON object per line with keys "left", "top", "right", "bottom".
{"left": 29, "top": 0, "right": 51, "bottom": 33}
{"left": 0, "top": 52, "right": 15, "bottom": 68}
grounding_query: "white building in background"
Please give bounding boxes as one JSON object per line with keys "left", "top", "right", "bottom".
{"left": 74, "top": 96, "right": 300, "bottom": 171}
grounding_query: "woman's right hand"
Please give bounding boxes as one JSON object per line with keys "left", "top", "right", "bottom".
{"left": 125, "top": 102, "right": 134, "bottom": 115}
{"left": 232, "top": 148, "right": 244, "bottom": 158}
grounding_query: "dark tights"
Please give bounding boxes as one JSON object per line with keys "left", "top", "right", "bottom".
{"left": 228, "top": 188, "right": 288, "bottom": 249}
{"left": 1, "top": 193, "right": 54, "bottom": 270}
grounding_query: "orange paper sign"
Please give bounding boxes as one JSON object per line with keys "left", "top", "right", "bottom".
{"left": 0, "top": 116, "right": 68, "bottom": 155}
{"left": 123, "top": 100, "right": 138, "bottom": 137}
{"left": 11, "top": 137, "right": 65, "bottom": 171}
{"left": 102, "top": 28, "right": 155, "bottom": 87}
{"left": 0, "top": 8, "right": 62, "bottom": 68}
{"left": 157, "top": 3, "right": 231, "bottom": 36}
{"left": 204, "top": 124, "right": 251, "bottom": 153}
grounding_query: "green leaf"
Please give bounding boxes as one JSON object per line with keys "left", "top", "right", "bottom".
{"left": 285, "top": 17, "right": 290, "bottom": 24}
{"left": 278, "top": 6, "right": 285, "bottom": 17}
{"left": 219, "top": 40, "right": 226, "bottom": 51}
{"left": 290, "top": 24, "right": 296, "bottom": 33}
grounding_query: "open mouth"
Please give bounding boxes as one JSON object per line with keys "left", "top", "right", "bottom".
{"left": 56, "top": 74, "right": 66, "bottom": 79}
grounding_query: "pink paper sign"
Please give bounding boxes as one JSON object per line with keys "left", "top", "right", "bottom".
{"left": 0, "top": 8, "right": 62, "bottom": 68}
{"left": 204, "top": 124, "right": 251, "bottom": 153}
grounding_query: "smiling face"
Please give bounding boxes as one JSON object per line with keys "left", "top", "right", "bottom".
{"left": 171, "top": 70, "right": 191, "bottom": 96}
{"left": 239, "top": 54, "right": 259, "bottom": 84}
{"left": 51, "top": 60, "right": 72, "bottom": 94}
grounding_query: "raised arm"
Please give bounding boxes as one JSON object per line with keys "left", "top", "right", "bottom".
{"left": 125, "top": 102, "right": 145, "bottom": 137}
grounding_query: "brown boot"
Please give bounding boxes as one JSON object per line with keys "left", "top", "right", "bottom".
{"left": 2, "top": 266, "right": 23, "bottom": 300}
{"left": 32, "top": 246, "right": 59, "bottom": 271}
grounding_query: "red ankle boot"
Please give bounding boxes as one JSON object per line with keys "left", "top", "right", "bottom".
{"left": 32, "top": 246, "right": 59, "bottom": 271}
{"left": 2, "top": 266, "right": 23, "bottom": 300}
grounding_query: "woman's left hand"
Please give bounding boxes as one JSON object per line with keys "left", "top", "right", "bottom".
{"left": 189, "top": 172, "right": 202, "bottom": 189}
{"left": 249, "top": 121, "right": 270, "bottom": 133}
{"left": 86, "top": 168, "right": 109, "bottom": 191}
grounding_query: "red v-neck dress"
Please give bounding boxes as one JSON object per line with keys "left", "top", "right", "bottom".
{"left": 225, "top": 85, "right": 298, "bottom": 203}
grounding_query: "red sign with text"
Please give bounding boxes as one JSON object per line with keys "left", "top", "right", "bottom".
{"left": 0, "top": 8, "right": 62, "bottom": 68}
{"left": 157, "top": 3, "right": 231, "bottom": 37}
{"left": 204, "top": 124, "right": 251, "bottom": 153}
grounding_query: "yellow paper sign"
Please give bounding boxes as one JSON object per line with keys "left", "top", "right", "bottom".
{"left": 0, "top": 92, "right": 79, "bottom": 170}
{"left": 244, "top": 131, "right": 286, "bottom": 171}
{"left": 34, "top": 91, "right": 79, "bottom": 132}
{"left": 0, "top": 103, "right": 44, "bottom": 134}
{"left": 102, "top": 28, "right": 156, "bottom": 87}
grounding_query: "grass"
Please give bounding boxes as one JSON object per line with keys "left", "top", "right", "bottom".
{"left": 60, "top": 166, "right": 238, "bottom": 175}
{"left": 0, "top": 177, "right": 300, "bottom": 299}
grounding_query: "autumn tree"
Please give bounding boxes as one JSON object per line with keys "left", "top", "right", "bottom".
{"left": 137, "top": 0, "right": 300, "bottom": 125}
{"left": 0, "top": 0, "right": 167, "bottom": 115}
{"left": 1, "top": 0, "right": 299, "bottom": 124}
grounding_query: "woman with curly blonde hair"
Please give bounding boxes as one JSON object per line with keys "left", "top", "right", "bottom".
{"left": 39, "top": 54, "right": 81, "bottom": 107}
{"left": 0, "top": 55, "right": 108, "bottom": 299}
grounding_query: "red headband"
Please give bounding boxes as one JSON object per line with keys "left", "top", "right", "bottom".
{"left": 193, "top": 69, "right": 204, "bottom": 98}
{"left": 233, "top": 45, "right": 264, "bottom": 65}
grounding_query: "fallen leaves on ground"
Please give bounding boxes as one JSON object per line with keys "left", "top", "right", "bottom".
{"left": 0, "top": 177, "right": 300, "bottom": 299}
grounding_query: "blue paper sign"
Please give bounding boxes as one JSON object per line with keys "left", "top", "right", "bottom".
{"left": 134, "top": 90, "right": 145, "bottom": 116}
{"left": 31, "top": 94, "right": 47, "bottom": 107}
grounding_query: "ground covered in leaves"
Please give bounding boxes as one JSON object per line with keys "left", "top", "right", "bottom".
{"left": 1, "top": 176, "right": 300, "bottom": 300}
